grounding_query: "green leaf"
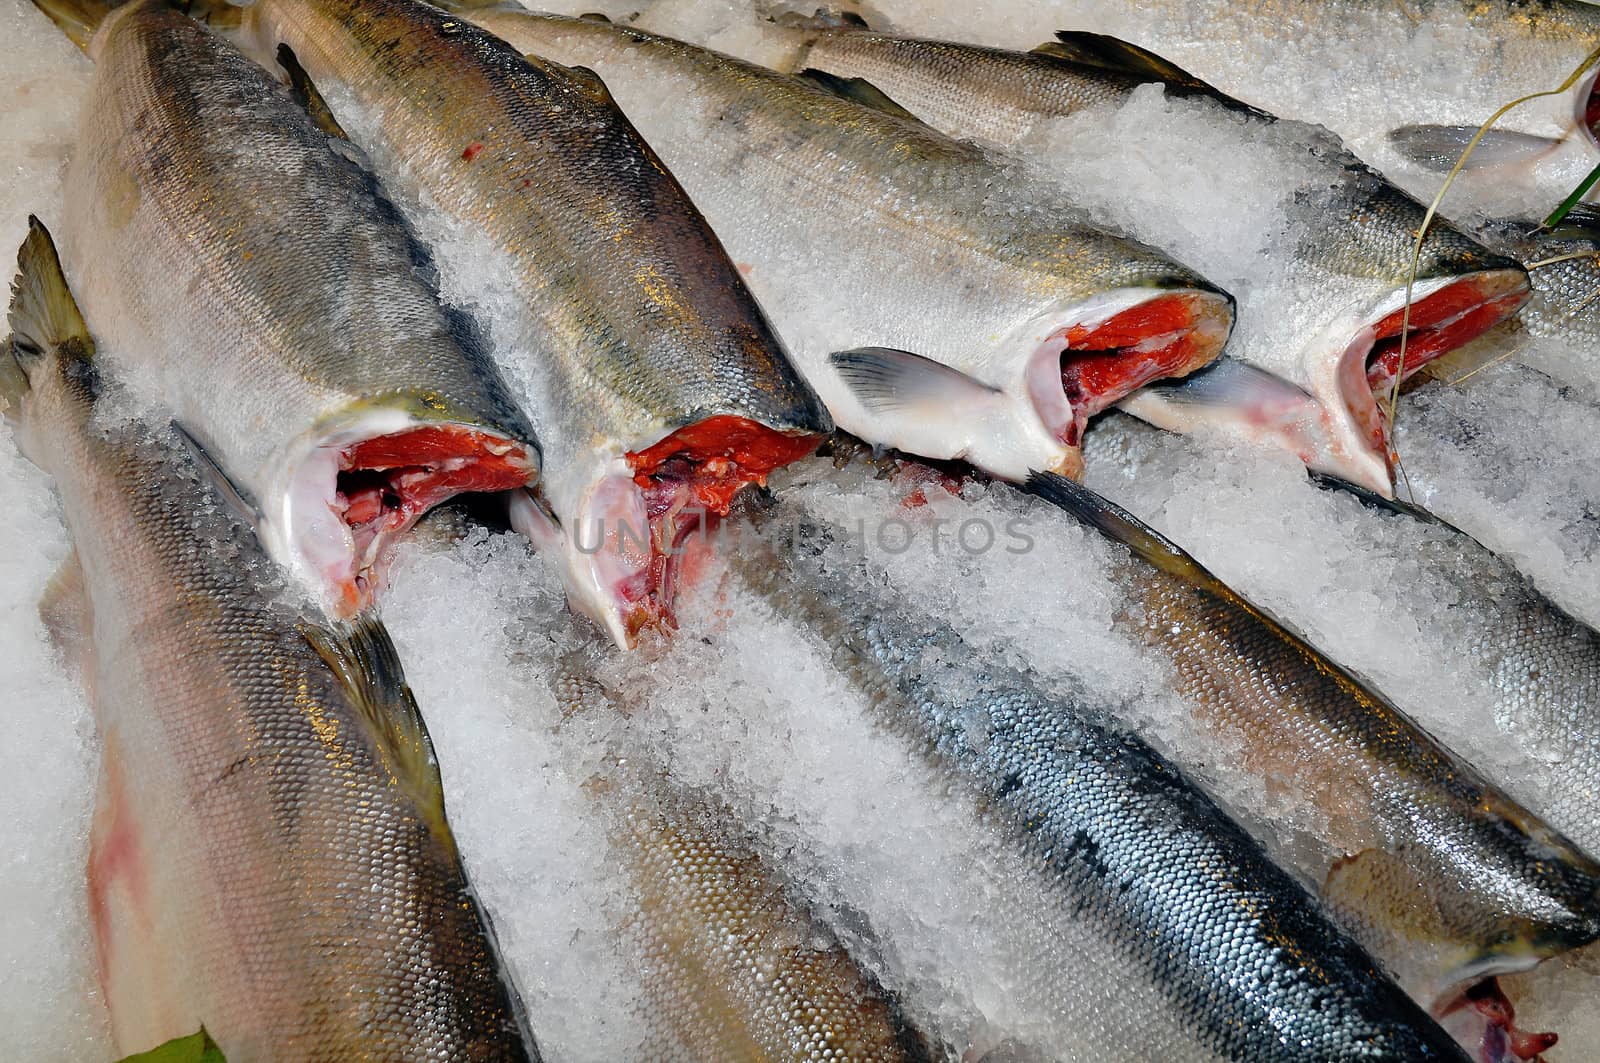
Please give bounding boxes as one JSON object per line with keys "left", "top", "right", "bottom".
{"left": 115, "top": 1029, "right": 226, "bottom": 1063}
{"left": 1543, "top": 157, "right": 1600, "bottom": 230}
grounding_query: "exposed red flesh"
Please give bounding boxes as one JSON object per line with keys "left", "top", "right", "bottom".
{"left": 1059, "top": 293, "right": 1227, "bottom": 447}
{"left": 1437, "top": 977, "right": 1557, "bottom": 1062}
{"left": 1365, "top": 277, "right": 1529, "bottom": 395}
{"left": 1586, "top": 77, "right": 1600, "bottom": 139}
{"left": 618, "top": 415, "right": 823, "bottom": 634}
{"left": 333, "top": 425, "right": 535, "bottom": 612}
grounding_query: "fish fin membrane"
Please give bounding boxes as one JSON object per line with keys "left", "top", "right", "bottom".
{"left": 1035, "top": 31, "right": 1269, "bottom": 119}
{"left": 553, "top": 62, "right": 616, "bottom": 105}
{"left": 767, "top": 6, "right": 870, "bottom": 31}
{"left": 300, "top": 615, "right": 455, "bottom": 851}
{"left": 4, "top": 215, "right": 95, "bottom": 415}
{"left": 578, "top": 10, "right": 612, "bottom": 22}
{"left": 115, "top": 1028, "right": 227, "bottom": 1063}
{"left": 1022, "top": 470, "right": 1236, "bottom": 594}
{"left": 1388, "top": 125, "right": 1562, "bottom": 172}
{"left": 171, "top": 420, "right": 265, "bottom": 531}
{"left": 797, "top": 68, "right": 922, "bottom": 122}
{"left": 1136, "top": 355, "right": 1312, "bottom": 409}
{"left": 830, "top": 346, "right": 1002, "bottom": 412}
{"left": 24, "top": 0, "right": 123, "bottom": 51}
{"left": 38, "top": 548, "right": 92, "bottom": 672}
{"left": 276, "top": 43, "right": 350, "bottom": 141}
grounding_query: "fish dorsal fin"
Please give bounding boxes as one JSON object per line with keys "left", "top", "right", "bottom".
{"left": 5, "top": 215, "right": 96, "bottom": 415}
{"left": 829, "top": 347, "right": 1002, "bottom": 413}
{"left": 171, "top": 420, "right": 264, "bottom": 532}
{"left": 797, "top": 68, "right": 921, "bottom": 122}
{"left": 1023, "top": 470, "right": 1236, "bottom": 596}
{"left": 301, "top": 615, "right": 454, "bottom": 851}
{"left": 276, "top": 43, "right": 351, "bottom": 141}
{"left": 1036, "top": 31, "right": 1268, "bottom": 118}
{"left": 578, "top": 10, "right": 612, "bottom": 21}
{"left": 39, "top": 547, "right": 93, "bottom": 682}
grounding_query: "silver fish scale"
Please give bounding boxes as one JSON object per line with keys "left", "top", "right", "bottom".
{"left": 65, "top": 2, "right": 535, "bottom": 501}
{"left": 1381, "top": 505, "right": 1600, "bottom": 858}
{"left": 728, "top": 540, "right": 1469, "bottom": 1061}
{"left": 35, "top": 403, "right": 536, "bottom": 1059}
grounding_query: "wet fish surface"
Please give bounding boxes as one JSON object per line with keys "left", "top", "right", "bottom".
{"left": 783, "top": 26, "right": 1528, "bottom": 497}
{"left": 1, "top": 219, "right": 538, "bottom": 1060}
{"left": 437, "top": 8, "right": 1234, "bottom": 488}
{"left": 45, "top": 0, "right": 539, "bottom": 615}
{"left": 715, "top": 497, "right": 1474, "bottom": 1062}
{"left": 238, "top": 0, "right": 831, "bottom": 647}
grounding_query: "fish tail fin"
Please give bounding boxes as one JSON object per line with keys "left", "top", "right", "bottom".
{"left": 300, "top": 615, "right": 455, "bottom": 852}
{"left": 3, "top": 216, "right": 96, "bottom": 421}
{"left": 1022, "top": 470, "right": 1232, "bottom": 596}
{"left": 26, "top": 0, "right": 128, "bottom": 50}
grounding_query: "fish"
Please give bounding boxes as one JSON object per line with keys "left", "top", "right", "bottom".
{"left": 32, "top": 0, "right": 540, "bottom": 617}
{"left": 1467, "top": 209, "right": 1600, "bottom": 399}
{"left": 0, "top": 218, "right": 539, "bottom": 1060}
{"left": 1008, "top": 466, "right": 1600, "bottom": 1056}
{"left": 715, "top": 497, "right": 1474, "bottom": 1061}
{"left": 800, "top": 0, "right": 1600, "bottom": 219}
{"left": 611, "top": 784, "right": 933, "bottom": 1061}
{"left": 540, "top": 657, "right": 935, "bottom": 1061}
{"left": 780, "top": 26, "right": 1529, "bottom": 496}
{"left": 1309, "top": 473, "right": 1600, "bottom": 868}
{"left": 226, "top": 0, "right": 833, "bottom": 649}
{"left": 424, "top": 8, "right": 1235, "bottom": 488}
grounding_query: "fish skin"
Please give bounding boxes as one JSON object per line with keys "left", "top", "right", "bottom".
{"left": 235, "top": 0, "right": 831, "bottom": 649}
{"left": 1313, "top": 477, "right": 1600, "bottom": 867}
{"left": 918, "top": 0, "right": 1600, "bottom": 218}
{"left": 543, "top": 660, "right": 934, "bottom": 1062}
{"left": 615, "top": 789, "right": 932, "bottom": 1062}
{"left": 57, "top": 0, "right": 539, "bottom": 617}
{"left": 434, "top": 9, "right": 1234, "bottom": 488}
{"left": 785, "top": 28, "right": 1530, "bottom": 497}
{"left": 1469, "top": 214, "right": 1600, "bottom": 398}
{"left": 1010, "top": 464, "right": 1600, "bottom": 1026}
{"left": 722, "top": 503, "right": 1472, "bottom": 1062}
{"left": 2, "top": 221, "right": 538, "bottom": 1061}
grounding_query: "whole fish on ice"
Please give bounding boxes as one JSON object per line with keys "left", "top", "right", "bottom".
{"left": 780, "top": 25, "right": 1529, "bottom": 496}
{"left": 715, "top": 497, "right": 1474, "bottom": 1062}
{"left": 35, "top": 0, "right": 539, "bottom": 616}
{"left": 0, "top": 218, "right": 538, "bottom": 1061}
{"left": 430, "top": 8, "right": 1235, "bottom": 488}
{"left": 229, "top": 0, "right": 832, "bottom": 648}
{"left": 841, "top": 0, "right": 1600, "bottom": 219}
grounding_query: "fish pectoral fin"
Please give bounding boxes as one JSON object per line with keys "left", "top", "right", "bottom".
{"left": 38, "top": 547, "right": 92, "bottom": 678}
{"left": 1388, "top": 124, "right": 1564, "bottom": 172}
{"left": 1324, "top": 848, "right": 1450, "bottom": 945}
{"left": 115, "top": 1027, "right": 227, "bottom": 1063}
{"left": 830, "top": 346, "right": 1002, "bottom": 413}
{"left": 5, "top": 215, "right": 96, "bottom": 413}
{"left": 1133, "top": 355, "right": 1313, "bottom": 411}
{"left": 796, "top": 69, "right": 922, "bottom": 122}
{"left": 1035, "top": 31, "right": 1268, "bottom": 118}
{"left": 300, "top": 615, "right": 455, "bottom": 850}
{"left": 276, "top": 44, "right": 351, "bottom": 141}
{"left": 171, "top": 421, "right": 265, "bottom": 533}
